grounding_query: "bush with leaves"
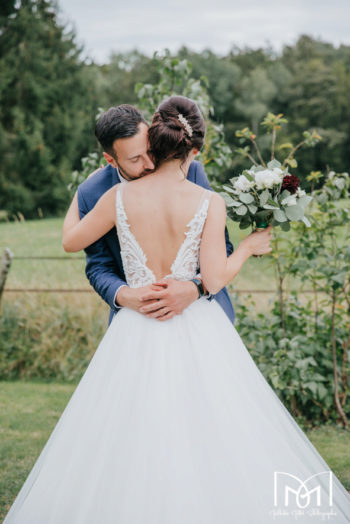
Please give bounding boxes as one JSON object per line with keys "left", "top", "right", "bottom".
{"left": 135, "top": 50, "right": 232, "bottom": 182}
{"left": 234, "top": 169, "right": 350, "bottom": 426}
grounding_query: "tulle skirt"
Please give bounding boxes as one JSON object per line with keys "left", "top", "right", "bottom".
{"left": 3, "top": 298, "right": 350, "bottom": 523}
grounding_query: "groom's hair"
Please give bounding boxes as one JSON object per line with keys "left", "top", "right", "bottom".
{"left": 95, "top": 105, "right": 146, "bottom": 156}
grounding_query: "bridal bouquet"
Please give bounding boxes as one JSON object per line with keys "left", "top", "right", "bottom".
{"left": 221, "top": 159, "right": 313, "bottom": 232}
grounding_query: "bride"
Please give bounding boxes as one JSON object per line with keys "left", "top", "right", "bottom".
{"left": 4, "top": 96, "right": 350, "bottom": 523}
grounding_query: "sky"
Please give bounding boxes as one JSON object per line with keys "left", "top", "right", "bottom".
{"left": 57, "top": 0, "right": 350, "bottom": 64}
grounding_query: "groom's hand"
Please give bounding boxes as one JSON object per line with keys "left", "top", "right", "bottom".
{"left": 115, "top": 284, "right": 165, "bottom": 313}
{"left": 139, "top": 278, "right": 199, "bottom": 321}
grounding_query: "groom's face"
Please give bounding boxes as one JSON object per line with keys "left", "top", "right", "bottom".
{"left": 104, "top": 122, "right": 155, "bottom": 181}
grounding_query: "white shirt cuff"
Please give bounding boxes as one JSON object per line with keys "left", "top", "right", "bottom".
{"left": 114, "top": 284, "right": 128, "bottom": 309}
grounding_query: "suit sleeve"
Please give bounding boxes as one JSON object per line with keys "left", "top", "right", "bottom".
{"left": 195, "top": 163, "right": 234, "bottom": 256}
{"left": 77, "top": 187, "right": 128, "bottom": 311}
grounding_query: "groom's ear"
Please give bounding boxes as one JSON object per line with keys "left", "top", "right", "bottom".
{"left": 103, "top": 151, "right": 118, "bottom": 168}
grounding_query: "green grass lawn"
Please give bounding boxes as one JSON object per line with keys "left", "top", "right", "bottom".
{"left": 0, "top": 381, "right": 349, "bottom": 520}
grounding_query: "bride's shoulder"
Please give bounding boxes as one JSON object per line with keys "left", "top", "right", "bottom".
{"left": 105, "top": 183, "right": 122, "bottom": 198}
{"left": 95, "top": 183, "right": 121, "bottom": 208}
{"left": 206, "top": 192, "right": 226, "bottom": 220}
{"left": 209, "top": 191, "right": 225, "bottom": 204}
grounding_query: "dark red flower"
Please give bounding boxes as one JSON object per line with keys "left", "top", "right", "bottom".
{"left": 281, "top": 174, "right": 300, "bottom": 194}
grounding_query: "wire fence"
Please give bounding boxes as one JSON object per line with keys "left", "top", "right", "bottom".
{"left": 1, "top": 253, "right": 320, "bottom": 295}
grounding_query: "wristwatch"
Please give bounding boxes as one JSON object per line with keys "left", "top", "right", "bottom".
{"left": 190, "top": 277, "right": 206, "bottom": 298}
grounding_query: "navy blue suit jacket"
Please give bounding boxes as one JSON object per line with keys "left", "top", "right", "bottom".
{"left": 77, "top": 160, "right": 235, "bottom": 325}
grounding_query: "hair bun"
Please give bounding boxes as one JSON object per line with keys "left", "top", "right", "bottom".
{"left": 148, "top": 96, "right": 205, "bottom": 169}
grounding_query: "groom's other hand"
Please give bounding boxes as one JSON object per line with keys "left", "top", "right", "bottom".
{"left": 115, "top": 283, "right": 165, "bottom": 313}
{"left": 138, "top": 278, "right": 199, "bottom": 321}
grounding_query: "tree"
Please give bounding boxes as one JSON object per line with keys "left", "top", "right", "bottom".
{"left": 0, "top": 0, "right": 98, "bottom": 218}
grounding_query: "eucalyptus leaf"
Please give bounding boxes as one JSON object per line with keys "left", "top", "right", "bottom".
{"left": 266, "top": 198, "right": 280, "bottom": 208}
{"left": 242, "top": 171, "right": 255, "bottom": 182}
{"left": 298, "top": 195, "right": 313, "bottom": 209}
{"left": 267, "top": 159, "right": 282, "bottom": 169}
{"left": 264, "top": 204, "right": 280, "bottom": 210}
{"left": 222, "top": 185, "right": 236, "bottom": 194}
{"left": 235, "top": 205, "right": 248, "bottom": 215}
{"left": 285, "top": 204, "right": 304, "bottom": 221}
{"left": 239, "top": 220, "right": 251, "bottom": 229}
{"left": 219, "top": 192, "right": 235, "bottom": 206}
{"left": 273, "top": 208, "right": 287, "bottom": 222}
{"left": 302, "top": 216, "right": 311, "bottom": 227}
{"left": 239, "top": 192, "right": 255, "bottom": 204}
{"left": 248, "top": 204, "right": 258, "bottom": 214}
{"left": 280, "top": 221, "right": 291, "bottom": 231}
{"left": 280, "top": 189, "right": 291, "bottom": 200}
{"left": 259, "top": 189, "right": 270, "bottom": 206}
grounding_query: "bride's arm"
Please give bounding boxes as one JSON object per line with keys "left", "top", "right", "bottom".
{"left": 200, "top": 193, "right": 272, "bottom": 295}
{"left": 62, "top": 186, "right": 117, "bottom": 252}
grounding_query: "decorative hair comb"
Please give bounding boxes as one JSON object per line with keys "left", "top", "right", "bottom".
{"left": 177, "top": 113, "right": 193, "bottom": 137}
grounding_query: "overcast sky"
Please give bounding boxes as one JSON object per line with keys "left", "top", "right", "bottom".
{"left": 56, "top": 0, "right": 350, "bottom": 64}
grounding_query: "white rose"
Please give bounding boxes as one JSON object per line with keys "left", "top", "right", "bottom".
{"left": 296, "top": 187, "right": 306, "bottom": 197}
{"left": 255, "top": 169, "right": 282, "bottom": 190}
{"left": 234, "top": 174, "right": 255, "bottom": 192}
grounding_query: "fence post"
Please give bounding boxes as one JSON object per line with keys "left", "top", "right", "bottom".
{"left": 0, "top": 248, "right": 13, "bottom": 306}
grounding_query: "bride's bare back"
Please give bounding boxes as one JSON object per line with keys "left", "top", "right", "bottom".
{"left": 118, "top": 173, "right": 208, "bottom": 281}
{"left": 63, "top": 162, "right": 272, "bottom": 295}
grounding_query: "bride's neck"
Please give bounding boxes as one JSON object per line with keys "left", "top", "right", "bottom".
{"left": 151, "top": 158, "right": 191, "bottom": 182}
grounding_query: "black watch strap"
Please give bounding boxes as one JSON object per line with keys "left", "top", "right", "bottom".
{"left": 190, "top": 278, "right": 205, "bottom": 298}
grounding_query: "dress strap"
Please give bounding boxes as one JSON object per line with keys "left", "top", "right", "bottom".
{"left": 118, "top": 182, "right": 125, "bottom": 201}
{"left": 195, "top": 188, "right": 212, "bottom": 215}
{"left": 115, "top": 183, "right": 126, "bottom": 236}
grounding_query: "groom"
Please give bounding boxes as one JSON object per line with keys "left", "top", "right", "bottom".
{"left": 77, "top": 104, "right": 235, "bottom": 325}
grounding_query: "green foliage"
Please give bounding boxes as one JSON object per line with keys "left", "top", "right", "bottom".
{"left": 68, "top": 152, "right": 107, "bottom": 194}
{"left": 0, "top": 299, "right": 105, "bottom": 382}
{"left": 135, "top": 50, "right": 232, "bottom": 182}
{"left": 234, "top": 293, "right": 344, "bottom": 423}
{"left": 234, "top": 170, "right": 350, "bottom": 425}
{"left": 0, "top": 0, "right": 98, "bottom": 218}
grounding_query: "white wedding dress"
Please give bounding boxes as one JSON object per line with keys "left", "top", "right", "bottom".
{"left": 4, "top": 185, "right": 350, "bottom": 523}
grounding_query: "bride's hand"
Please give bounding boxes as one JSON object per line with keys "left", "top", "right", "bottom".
{"left": 240, "top": 224, "right": 273, "bottom": 257}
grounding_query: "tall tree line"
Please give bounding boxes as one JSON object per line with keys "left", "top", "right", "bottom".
{"left": 0, "top": 0, "right": 98, "bottom": 218}
{"left": 1, "top": 0, "right": 349, "bottom": 218}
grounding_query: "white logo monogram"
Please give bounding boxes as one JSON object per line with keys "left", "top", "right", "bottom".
{"left": 273, "top": 470, "right": 333, "bottom": 509}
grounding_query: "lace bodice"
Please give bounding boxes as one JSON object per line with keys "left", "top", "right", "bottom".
{"left": 115, "top": 184, "right": 212, "bottom": 288}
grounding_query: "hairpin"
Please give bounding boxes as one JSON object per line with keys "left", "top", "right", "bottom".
{"left": 177, "top": 113, "right": 193, "bottom": 137}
